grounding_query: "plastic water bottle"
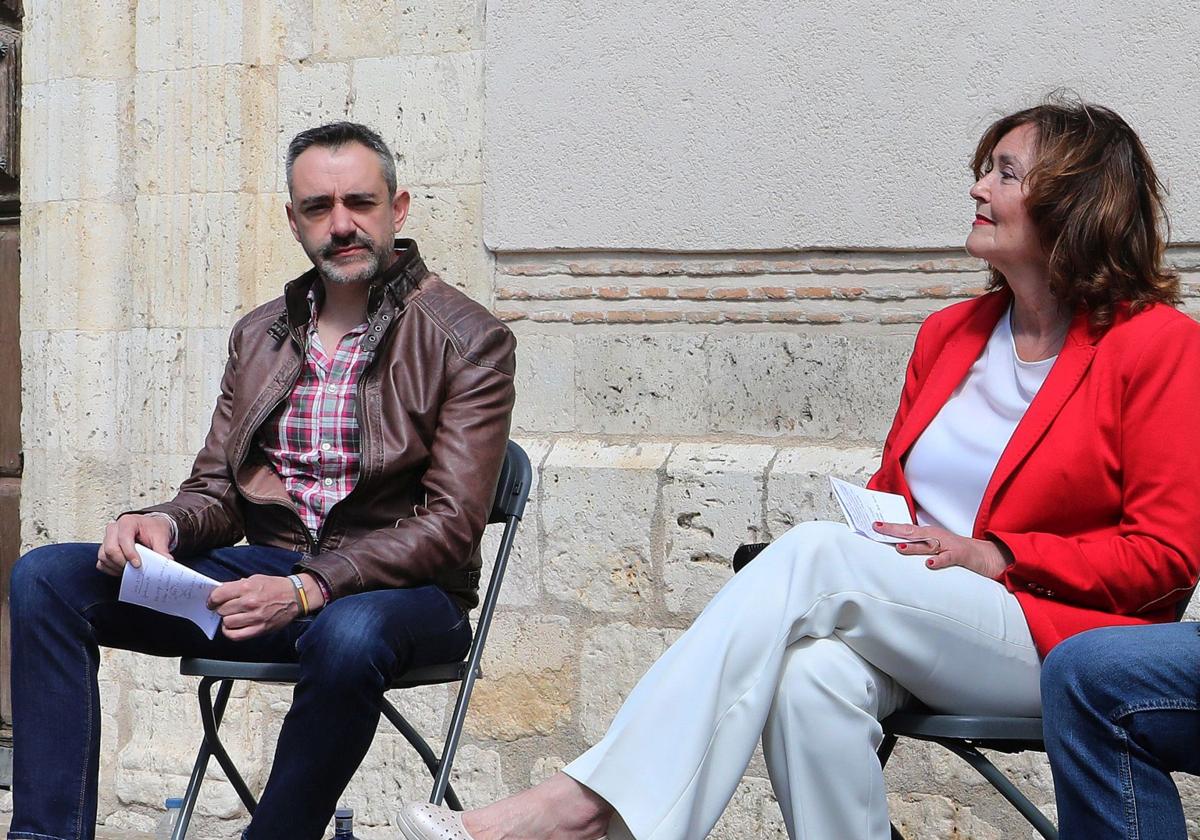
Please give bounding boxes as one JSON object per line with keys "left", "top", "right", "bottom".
{"left": 333, "top": 807, "right": 358, "bottom": 838}
{"left": 155, "top": 798, "right": 183, "bottom": 839}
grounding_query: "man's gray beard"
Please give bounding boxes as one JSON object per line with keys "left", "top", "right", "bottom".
{"left": 316, "top": 244, "right": 387, "bottom": 286}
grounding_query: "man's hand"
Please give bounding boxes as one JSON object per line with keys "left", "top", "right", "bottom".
{"left": 97, "top": 514, "right": 174, "bottom": 577}
{"left": 209, "top": 573, "right": 327, "bottom": 641}
{"left": 871, "top": 522, "right": 1011, "bottom": 580}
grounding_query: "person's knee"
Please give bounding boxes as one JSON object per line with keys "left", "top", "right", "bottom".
{"left": 1043, "top": 629, "right": 1122, "bottom": 696}
{"left": 773, "top": 639, "right": 877, "bottom": 718}
{"left": 296, "top": 600, "right": 402, "bottom": 690}
{"left": 10, "top": 543, "right": 94, "bottom": 617}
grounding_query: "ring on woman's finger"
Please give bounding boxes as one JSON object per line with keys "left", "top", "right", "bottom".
{"left": 929, "top": 538, "right": 942, "bottom": 553}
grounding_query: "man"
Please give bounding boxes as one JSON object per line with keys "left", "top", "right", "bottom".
{"left": 1041, "top": 624, "right": 1200, "bottom": 839}
{"left": 8, "top": 122, "right": 516, "bottom": 840}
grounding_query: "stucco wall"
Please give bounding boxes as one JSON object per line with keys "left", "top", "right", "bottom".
{"left": 14, "top": 1, "right": 1200, "bottom": 838}
{"left": 485, "top": 0, "right": 1200, "bottom": 251}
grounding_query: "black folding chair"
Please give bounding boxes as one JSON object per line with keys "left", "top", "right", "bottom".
{"left": 879, "top": 710, "right": 1054, "bottom": 839}
{"left": 170, "top": 440, "right": 533, "bottom": 839}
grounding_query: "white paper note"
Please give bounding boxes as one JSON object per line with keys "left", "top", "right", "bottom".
{"left": 828, "top": 476, "right": 923, "bottom": 545}
{"left": 119, "top": 545, "right": 222, "bottom": 639}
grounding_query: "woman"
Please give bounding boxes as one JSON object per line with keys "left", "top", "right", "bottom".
{"left": 398, "top": 99, "right": 1200, "bottom": 840}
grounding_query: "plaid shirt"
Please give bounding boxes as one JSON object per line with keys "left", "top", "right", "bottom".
{"left": 259, "top": 295, "right": 374, "bottom": 538}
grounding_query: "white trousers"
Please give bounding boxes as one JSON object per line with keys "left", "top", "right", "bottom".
{"left": 562, "top": 521, "right": 1042, "bottom": 840}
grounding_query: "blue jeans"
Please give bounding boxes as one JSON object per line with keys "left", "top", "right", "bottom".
{"left": 7, "top": 542, "right": 472, "bottom": 840}
{"left": 1041, "top": 623, "right": 1200, "bottom": 840}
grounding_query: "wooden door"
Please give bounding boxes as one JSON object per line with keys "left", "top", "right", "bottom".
{"left": 0, "top": 4, "right": 21, "bottom": 750}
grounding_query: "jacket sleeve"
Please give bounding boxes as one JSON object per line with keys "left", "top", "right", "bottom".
{"left": 130, "top": 329, "right": 246, "bottom": 554}
{"left": 993, "top": 317, "right": 1200, "bottom": 614}
{"left": 297, "top": 325, "right": 517, "bottom": 597}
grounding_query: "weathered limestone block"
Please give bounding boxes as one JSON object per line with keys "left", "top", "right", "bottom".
{"left": 405, "top": 184, "right": 492, "bottom": 306}
{"left": 509, "top": 331, "right": 576, "bottom": 434}
{"left": 541, "top": 440, "right": 670, "bottom": 615}
{"left": 578, "top": 623, "right": 681, "bottom": 743}
{"left": 765, "top": 445, "right": 880, "bottom": 540}
{"left": 183, "top": 328, "right": 237, "bottom": 453}
{"left": 23, "top": 0, "right": 135, "bottom": 84}
{"left": 21, "top": 201, "right": 135, "bottom": 331}
{"left": 352, "top": 52, "right": 485, "bottom": 186}
{"left": 705, "top": 332, "right": 911, "bottom": 441}
{"left": 242, "top": 0, "right": 316, "bottom": 65}
{"left": 242, "top": 192, "right": 315, "bottom": 300}
{"left": 479, "top": 438, "right": 552, "bottom": 608}
{"left": 574, "top": 333, "right": 712, "bottom": 435}
{"left": 314, "top": 0, "right": 485, "bottom": 61}
{"left": 662, "top": 443, "right": 775, "bottom": 614}
{"left": 132, "top": 194, "right": 258, "bottom": 329}
{"left": 21, "top": 331, "right": 123, "bottom": 452}
{"left": 118, "top": 329, "right": 189, "bottom": 455}
{"left": 708, "top": 776, "right": 788, "bottom": 839}
{"left": 467, "top": 613, "right": 575, "bottom": 740}
{"left": 886, "top": 793, "right": 1003, "bottom": 839}
{"left": 275, "top": 62, "right": 353, "bottom": 191}
{"left": 530, "top": 755, "right": 567, "bottom": 785}
{"left": 134, "top": 66, "right": 277, "bottom": 195}
{"left": 135, "top": 0, "right": 246, "bottom": 72}
{"left": 18, "top": 449, "right": 132, "bottom": 547}
{"left": 23, "top": 79, "right": 133, "bottom": 204}
{"left": 116, "top": 686, "right": 270, "bottom": 817}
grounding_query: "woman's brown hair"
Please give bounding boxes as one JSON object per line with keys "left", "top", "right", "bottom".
{"left": 972, "top": 94, "right": 1179, "bottom": 326}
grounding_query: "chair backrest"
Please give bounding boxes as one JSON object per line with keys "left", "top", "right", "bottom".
{"left": 488, "top": 440, "right": 533, "bottom": 524}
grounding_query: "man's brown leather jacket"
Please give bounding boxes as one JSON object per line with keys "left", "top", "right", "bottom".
{"left": 137, "top": 240, "right": 516, "bottom": 611}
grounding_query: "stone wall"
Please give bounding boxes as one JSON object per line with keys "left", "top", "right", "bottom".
{"left": 17, "top": 2, "right": 1200, "bottom": 839}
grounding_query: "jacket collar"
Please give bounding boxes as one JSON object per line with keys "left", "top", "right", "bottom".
{"left": 268, "top": 239, "right": 429, "bottom": 345}
{"left": 888, "top": 288, "right": 1103, "bottom": 536}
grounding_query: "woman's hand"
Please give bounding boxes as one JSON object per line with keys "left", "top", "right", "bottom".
{"left": 872, "top": 522, "right": 1011, "bottom": 580}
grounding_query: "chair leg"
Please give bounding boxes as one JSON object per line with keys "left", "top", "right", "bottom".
{"left": 380, "top": 698, "right": 463, "bottom": 811}
{"left": 174, "top": 678, "right": 235, "bottom": 839}
{"left": 196, "top": 677, "right": 260, "bottom": 816}
{"left": 939, "top": 741, "right": 1058, "bottom": 840}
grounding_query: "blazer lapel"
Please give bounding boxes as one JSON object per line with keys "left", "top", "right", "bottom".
{"left": 973, "top": 310, "right": 1099, "bottom": 536}
{"left": 889, "top": 291, "right": 1011, "bottom": 463}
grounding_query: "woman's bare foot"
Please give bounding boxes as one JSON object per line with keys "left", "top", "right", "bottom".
{"left": 460, "top": 772, "right": 613, "bottom": 839}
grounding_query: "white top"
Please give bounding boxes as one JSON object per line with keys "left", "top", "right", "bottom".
{"left": 903, "top": 306, "right": 1056, "bottom": 536}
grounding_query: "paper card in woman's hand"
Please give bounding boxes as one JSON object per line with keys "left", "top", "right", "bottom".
{"left": 828, "top": 477, "right": 918, "bottom": 544}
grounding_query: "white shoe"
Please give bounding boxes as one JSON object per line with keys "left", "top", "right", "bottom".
{"left": 396, "top": 803, "right": 475, "bottom": 840}
{"left": 394, "top": 801, "right": 609, "bottom": 840}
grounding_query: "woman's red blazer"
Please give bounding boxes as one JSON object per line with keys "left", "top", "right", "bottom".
{"left": 868, "top": 289, "right": 1200, "bottom": 656}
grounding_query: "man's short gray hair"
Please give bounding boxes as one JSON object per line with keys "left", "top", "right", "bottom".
{"left": 285, "top": 121, "right": 398, "bottom": 198}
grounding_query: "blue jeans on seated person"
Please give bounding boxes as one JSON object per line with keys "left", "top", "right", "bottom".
{"left": 1041, "top": 623, "right": 1200, "bottom": 840}
{"left": 7, "top": 542, "right": 472, "bottom": 840}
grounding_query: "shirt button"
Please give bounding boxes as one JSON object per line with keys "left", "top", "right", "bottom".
{"left": 321, "top": 443, "right": 331, "bottom": 451}
{"left": 327, "top": 384, "right": 336, "bottom": 393}
{"left": 323, "top": 478, "right": 334, "bottom": 486}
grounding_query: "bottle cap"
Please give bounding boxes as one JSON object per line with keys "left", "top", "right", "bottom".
{"left": 165, "top": 797, "right": 184, "bottom": 808}
{"left": 334, "top": 807, "right": 353, "bottom": 818}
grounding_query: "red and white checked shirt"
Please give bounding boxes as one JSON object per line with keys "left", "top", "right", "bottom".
{"left": 258, "top": 295, "right": 374, "bottom": 538}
